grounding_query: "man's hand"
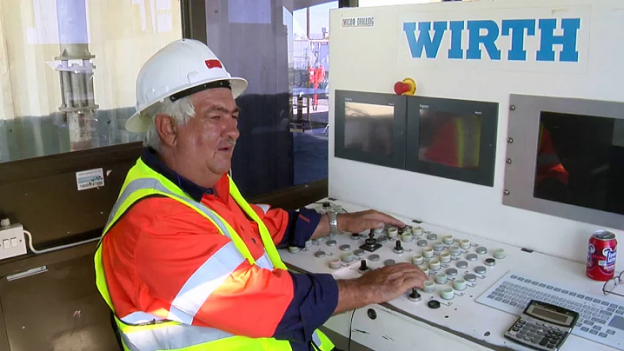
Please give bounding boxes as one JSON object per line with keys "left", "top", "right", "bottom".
{"left": 310, "top": 209, "right": 404, "bottom": 240}
{"left": 333, "top": 263, "right": 428, "bottom": 314}
{"left": 338, "top": 209, "right": 405, "bottom": 234}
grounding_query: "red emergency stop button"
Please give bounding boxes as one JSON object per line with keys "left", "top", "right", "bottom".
{"left": 393, "top": 78, "right": 416, "bottom": 96}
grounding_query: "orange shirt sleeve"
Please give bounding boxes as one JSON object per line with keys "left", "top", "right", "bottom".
{"left": 249, "top": 204, "right": 289, "bottom": 245}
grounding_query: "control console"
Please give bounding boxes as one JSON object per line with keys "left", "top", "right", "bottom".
{"left": 278, "top": 199, "right": 615, "bottom": 351}
{"left": 282, "top": 200, "right": 508, "bottom": 306}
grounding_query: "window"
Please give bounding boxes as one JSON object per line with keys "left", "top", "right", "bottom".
{"left": 198, "top": 0, "right": 338, "bottom": 197}
{"left": 0, "top": 0, "right": 182, "bottom": 163}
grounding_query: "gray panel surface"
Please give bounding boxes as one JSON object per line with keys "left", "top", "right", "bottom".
{"left": 504, "top": 94, "right": 624, "bottom": 229}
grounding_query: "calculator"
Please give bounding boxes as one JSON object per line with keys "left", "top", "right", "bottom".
{"left": 504, "top": 299, "right": 579, "bottom": 350}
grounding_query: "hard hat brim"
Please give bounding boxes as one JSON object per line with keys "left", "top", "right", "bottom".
{"left": 125, "top": 77, "right": 248, "bottom": 134}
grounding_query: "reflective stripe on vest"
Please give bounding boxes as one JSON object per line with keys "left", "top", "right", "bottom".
{"left": 95, "top": 159, "right": 333, "bottom": 351}
{"left": 121, "top": 323, "right": 235, "bottom": 351}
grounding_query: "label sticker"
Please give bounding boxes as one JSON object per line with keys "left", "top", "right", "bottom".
{"left": 342, "top": 16, "right": 375, "bottom": 28}
{"left": 76, "top": 168, "right": 105, "bottom": 191}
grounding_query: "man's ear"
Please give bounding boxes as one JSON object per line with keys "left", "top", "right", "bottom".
{"left": 155, "top": 114, "right": 177, "bottom": 147}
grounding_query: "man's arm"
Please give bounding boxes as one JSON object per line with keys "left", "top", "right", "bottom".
{"left": 252, "top": 203, "right": 407, "bottom": 248}
{"left": 249, "top": 204, "right": 322, "bottom": 249}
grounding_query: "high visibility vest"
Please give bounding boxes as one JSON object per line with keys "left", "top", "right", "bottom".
{"left": 94, "top": 158, "right": 335, "bottom": 351}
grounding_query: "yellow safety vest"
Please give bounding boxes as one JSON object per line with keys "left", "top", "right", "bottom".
{"left": 94, "top": 158, "right": 335, "bottom": 351}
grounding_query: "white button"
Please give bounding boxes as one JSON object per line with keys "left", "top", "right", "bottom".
{"left": 10, "top": 238, "right": 17, "bottom": 247}
{"left": 3, "top": 239, "right": 9, "bottom": 248}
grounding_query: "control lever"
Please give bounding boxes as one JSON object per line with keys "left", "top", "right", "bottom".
{"left": 358, "top": 259, "right": 370, "bottom": 274}
{"left": 360, "top": 229, "right": 382, "bottom": 252}
{"left": 393, "top": 240, "right": 404, "bottom": 254}
{"left": 408, "top": 288, "right": 421, "bottom": 302}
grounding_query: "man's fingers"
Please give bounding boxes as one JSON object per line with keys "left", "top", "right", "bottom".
{"left": 365, "top": 211, "right": 405, "bottom": 228}
{"left": 392, "top": 263, "right": 429, "bottom": 282}
{"left": 367, "top": 219, "right": 385, "bottom": 229}
{"left": 389, "top": 270, "right": 427, "bottom": 290}
{"left": 402, "top": 275, "right": 426, "bottom": 290}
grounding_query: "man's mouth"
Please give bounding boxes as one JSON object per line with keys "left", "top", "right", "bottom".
{"left": 218, "top": 139, "right": 236, "bottom": 152}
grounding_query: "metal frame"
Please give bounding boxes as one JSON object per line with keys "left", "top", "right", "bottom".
{"left": 504, "top": 94, "right": 624, "bottom": 229}
{"left": 334, "top": 90, "right": 407, "bottom": 170}
{"left": 405, "top": 95, "right": 499, "bottom": 187}
{"left": 339, "top": 0, "right": 359, "bottom": 7}
{"left": 180, "top": 0, "right": 207, "bottom": 43}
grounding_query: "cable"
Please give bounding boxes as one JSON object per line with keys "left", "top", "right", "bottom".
{"left": 24, "top": 230, "right": 100, "bottom": 255}
{"left": 347, "top": 309, "right": 356, "bottom": 351}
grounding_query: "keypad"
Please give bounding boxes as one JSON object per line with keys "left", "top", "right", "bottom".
{"left": 507, "top": 319, "right": 565, "bottom": 349}
{"left": 478, "top": 272, "right": 624, "bottom": 350}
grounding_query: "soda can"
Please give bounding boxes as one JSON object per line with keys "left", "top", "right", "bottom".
{"left": 587, "top": 230, "right": 617, "bottom": 281}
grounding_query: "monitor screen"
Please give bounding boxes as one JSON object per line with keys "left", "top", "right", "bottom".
{"left": 344, "top": 101, "right": 394, "bottom": 157}
{"left": 534, "top": 112, "right": 624, "bottom": 215}
{"left": 417, "top": 109, "right": 483, "bottom": 169}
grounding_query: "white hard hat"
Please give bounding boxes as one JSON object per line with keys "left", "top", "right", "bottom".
{"left": 126, "top": 39, "right": 247, "bottom": 133}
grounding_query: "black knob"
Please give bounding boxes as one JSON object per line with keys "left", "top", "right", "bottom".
{"left": 369, "top": 230, "right": 375, "bottom": 239}
{"left": 351, "top": 233, "right": 360, "bottom": 239}
{"left": 410, "top": 289, "right": 420, "bottom": 299}
{"left": 360, "top": 260, "right": 368, "bottom": 271}
{"left": 395, "top": 240, "right": 402, "bottom": 250}
{"left": 322, "top": 202, "right": 330, "bottom": 208}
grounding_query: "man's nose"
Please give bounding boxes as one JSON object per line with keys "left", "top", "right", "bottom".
{"left": 223, "top": 117, "right": 240, "bottom": 140}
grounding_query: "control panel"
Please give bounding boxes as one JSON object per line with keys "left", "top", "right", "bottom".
{"left": 279, "top": 199, "right": 616, "bottom": 351}
{"left": 285, "top": 201, "right": 508, "bottom": 305}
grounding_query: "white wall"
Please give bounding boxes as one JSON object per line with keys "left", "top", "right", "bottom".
{"left": 328, "top": 0, "right": 624, "bottom": 264}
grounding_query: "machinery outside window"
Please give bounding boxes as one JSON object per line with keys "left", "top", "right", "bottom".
{"left": 0, "top": 0, "right": 183, "bottom": 164}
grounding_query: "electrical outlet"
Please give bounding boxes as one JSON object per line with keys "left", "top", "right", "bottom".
{"left": 0, "top": 223, "right": 27, "bottom": 260}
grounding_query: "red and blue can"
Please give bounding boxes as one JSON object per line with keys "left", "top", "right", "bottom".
{"left": 587, "top": 230, "right": 617, "bottom": 281}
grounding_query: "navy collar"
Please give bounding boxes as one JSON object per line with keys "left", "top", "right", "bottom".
{"left": 141, "top": 147, "right": 214, "bottom": 202}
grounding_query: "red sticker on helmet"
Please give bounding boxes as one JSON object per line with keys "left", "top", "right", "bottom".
{"left": 205, "top": 59, "right": 223, "bottom": 69}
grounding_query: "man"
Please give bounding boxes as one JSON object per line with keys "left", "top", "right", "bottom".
{"left": 94, "top": 39, "right": 427, "bottom": 351}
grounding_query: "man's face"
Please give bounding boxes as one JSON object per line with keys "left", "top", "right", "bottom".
{"left": 174, "top": 88, "right": 240, "bottom": 177}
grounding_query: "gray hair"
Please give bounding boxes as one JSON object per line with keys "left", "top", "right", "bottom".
{"left": 143, "top": 96, "right": 196, "bottom": 151}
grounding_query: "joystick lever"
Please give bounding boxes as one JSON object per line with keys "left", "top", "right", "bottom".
{"left": 408, "top": 288, "right": 421, "bottom": 302}
{"left": 360, "top": 230, "right": 382, "bottom": 253}
{"left": 410, "top": 289, "right": 420, "bottom": 299}
{"left": 393, "top": 240, "right": 404, "bottom": 254}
